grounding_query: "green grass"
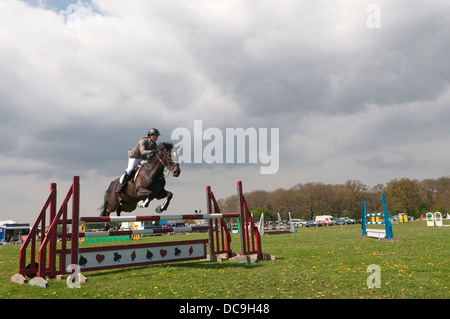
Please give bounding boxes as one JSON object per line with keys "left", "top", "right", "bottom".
{"left": 1, "top": 221, "right": 449, "bottom": 299}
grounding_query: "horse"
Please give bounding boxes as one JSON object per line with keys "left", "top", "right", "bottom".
{"left": 100, "top": 142, "right": 181, "bottom": 230}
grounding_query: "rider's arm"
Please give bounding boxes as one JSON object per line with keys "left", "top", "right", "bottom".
{"left": 139, "top": 139, "right": 155, "bottom": 157}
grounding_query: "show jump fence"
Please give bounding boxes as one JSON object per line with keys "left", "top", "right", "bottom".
{"left": 259, "top": 212, "right": 295, "bottom": 235}
{"left": 361, "top": 194, "right": 393, "bottom": 239}
{"left": 12, "top": 176, "right": 267, "bottom": 287}
{"left": 426, "top": 212, "right": 450, "bottom": 227}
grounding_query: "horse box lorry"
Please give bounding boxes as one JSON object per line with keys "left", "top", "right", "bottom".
{"left": 315, "top": 215, "right": 335, "bottom": 226}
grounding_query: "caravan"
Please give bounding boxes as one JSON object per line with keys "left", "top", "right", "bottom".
{"left": 315, "top": 215, "right": 335, "bottom": 226}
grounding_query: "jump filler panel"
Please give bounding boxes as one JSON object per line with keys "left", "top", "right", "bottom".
{"left": 66, "top": 240, "right": 208, "bottom": 272}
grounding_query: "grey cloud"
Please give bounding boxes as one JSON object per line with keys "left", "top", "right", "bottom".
{"left": 355, "top": 154, "right": 429, "bottom": 171}
{"left": 1, "top": 1, "right": 450, "bottom": 223}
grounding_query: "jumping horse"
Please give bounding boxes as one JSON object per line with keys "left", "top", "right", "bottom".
{"left": 100, "top": 142, "right": 181, "bottom": 230}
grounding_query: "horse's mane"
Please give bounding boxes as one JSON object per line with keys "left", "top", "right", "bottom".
{"left": 158, "top": 142, "right": 174, "bottom": 151}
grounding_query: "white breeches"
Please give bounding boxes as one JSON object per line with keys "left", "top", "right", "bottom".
{"left": 126, "top": 157, "right": 141, "bottom": 175}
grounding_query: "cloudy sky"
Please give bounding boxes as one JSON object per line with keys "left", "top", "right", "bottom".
{"left": 1, "top": 0, "right": 449, "bottom": 223}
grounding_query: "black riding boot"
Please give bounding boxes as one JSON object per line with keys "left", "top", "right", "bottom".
{"left": 116, "top": 172, "right": 132, "bottom": 194}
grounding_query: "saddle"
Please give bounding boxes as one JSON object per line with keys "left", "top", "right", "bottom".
{"left": 119, "top": 160, "right": 147, "bottom": 183}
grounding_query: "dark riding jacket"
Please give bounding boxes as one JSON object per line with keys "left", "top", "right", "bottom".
{"left": 128, "top": 138, "right": 157, "bottom": 160}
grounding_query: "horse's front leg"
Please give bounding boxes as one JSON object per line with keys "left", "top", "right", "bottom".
{"left": 136, "top": 189, "right": 154, "bottom": 208}
{"left": 155, "top": 190, "right": 172, "bottom": 213}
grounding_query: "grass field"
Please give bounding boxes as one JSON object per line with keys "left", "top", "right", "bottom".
{"left": 1, "top": 221, "right": 449, "bottom": 299}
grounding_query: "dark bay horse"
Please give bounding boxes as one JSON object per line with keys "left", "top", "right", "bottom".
{"left": 100, "top": 142, "right": 180, "bottom": 230}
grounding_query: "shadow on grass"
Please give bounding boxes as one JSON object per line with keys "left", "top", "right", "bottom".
{"left": 86, "top": 259, "right": 264, "bottom": 278}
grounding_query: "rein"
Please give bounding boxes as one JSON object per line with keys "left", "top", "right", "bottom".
{"left": 156, "top": 154, "right": 177, "bottom": 174}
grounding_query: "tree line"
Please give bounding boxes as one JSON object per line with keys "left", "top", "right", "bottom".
{"left": 216, "top": 176, "right": 450, "bottom": 221}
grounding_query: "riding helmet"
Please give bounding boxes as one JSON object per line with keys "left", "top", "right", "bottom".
{"left": 148, "top": 128, "right": 161, "bottom": 136}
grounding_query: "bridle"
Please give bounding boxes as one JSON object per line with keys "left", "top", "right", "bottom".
{"left": 139, "top": 145, "right": 178, "bottom": 180}
{"left": 155, "top": 148, "right": 178, "bottom": 175}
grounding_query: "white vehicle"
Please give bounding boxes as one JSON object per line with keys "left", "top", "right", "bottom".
{"left": 315, "top": 215, "right": 335, "bottom": 226}
{"left": 344, "top": 217, "right": 356, "bottom": 224}
{"left": 291, "top": 219, "right": 304, "bottom": 228}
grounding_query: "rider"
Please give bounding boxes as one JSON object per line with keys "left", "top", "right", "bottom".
{"left": 116, "top": 128, "right": 160, "bottom": 194}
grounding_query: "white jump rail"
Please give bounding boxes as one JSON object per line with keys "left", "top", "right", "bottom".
{"left": 80, "top": 213, "right": 238, "bottom": 224}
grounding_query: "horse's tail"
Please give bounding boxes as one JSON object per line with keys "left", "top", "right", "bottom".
{"left": 99, "top": 180, "right": 116, "bottom": 216}
{"left": 99, "top": 190, "right": 109, "bottom": 216}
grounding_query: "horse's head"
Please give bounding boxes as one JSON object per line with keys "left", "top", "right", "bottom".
{"left": 157, "top": 142, "right": 181, "bottom": 177}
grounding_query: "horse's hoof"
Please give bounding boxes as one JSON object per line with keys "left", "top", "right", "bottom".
{"left": 137, "top": 200, "right": 145, "bottom": 208}
{"left": 155, "top": 206, "right": 163, "bottom": 214}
